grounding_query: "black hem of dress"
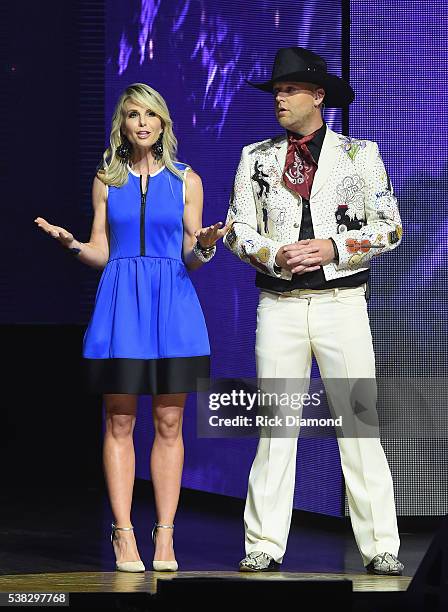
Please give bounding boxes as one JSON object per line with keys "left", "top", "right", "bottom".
{"left": 83, "top": 356, "right": 210, "bottom": 395}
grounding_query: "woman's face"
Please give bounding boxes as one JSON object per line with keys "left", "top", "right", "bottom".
{"left": 122, "top": 99, "right": 163, "bottom": 151}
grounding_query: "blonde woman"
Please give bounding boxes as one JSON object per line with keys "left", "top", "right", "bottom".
{"left": 35, "top": 83, "right": 227, "bottom": 572}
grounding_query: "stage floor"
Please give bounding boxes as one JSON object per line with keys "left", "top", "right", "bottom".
{"left": 0, "top": 480, "right": 439, "bottom": 594}
{"left": 0, "top": 570, "right": 411, "bottom": 594}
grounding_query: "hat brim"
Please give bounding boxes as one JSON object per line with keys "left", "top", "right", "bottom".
{"left": 246, "top": 70, "right": 355, "bottom": 108}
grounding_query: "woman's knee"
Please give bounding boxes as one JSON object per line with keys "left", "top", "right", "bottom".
{"left": 104, "top": 395, "right": 137, "bottom": 439}
{"left": 105, "top": 413, "right": 135, "bottom": 439}
{"left": 153, "top": 410, "right": 183, "bottom": 442}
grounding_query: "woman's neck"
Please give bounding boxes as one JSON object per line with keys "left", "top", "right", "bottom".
{"left": 130, "top": 153, "right": 161, "bottom": 174}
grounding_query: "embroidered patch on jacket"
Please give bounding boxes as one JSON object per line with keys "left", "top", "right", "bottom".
{"left": 338, "top": 136, "right": 367, "bottom": 161}
{"left": 335, "top": 205, "right": 364, "bottom": 233}
{"left": 374, "top": 191, "right": 398, "bottom": 221}
{"left": 387, "top": 226, "right": 403, "bottom": 245}
{"left": 251, "top": 160, "right": 270, "bottom": 201}
{"left": 346, "top": 233, "right": 386, "bottom": 268}
{"left": 228, "top": 186, "right": 238, "bottom": 218}
{"left": 241, "top": 244, "right": 270, "bottom": 274}
{"left": 345, "top": 237, "right": 386, "bottom": 254}
{"left": 336, "top": 175, "right": 366, "bottom": 222}
{"left": 225, "top": 227, "right": 238, "bottom": 248}
{"left": 256, "top": 247, "right": 270, "bottom": 263}
{"left": 268, "top": 206, "right": 286, "bottom": 226}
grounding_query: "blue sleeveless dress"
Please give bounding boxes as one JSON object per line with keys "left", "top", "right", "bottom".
{"left": 83, "top": 162, "right": 210, "bottom": 394}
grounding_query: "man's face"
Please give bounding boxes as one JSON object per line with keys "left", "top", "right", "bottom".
{"left": 273, "top": 81, "right": 325, "bottom": 131}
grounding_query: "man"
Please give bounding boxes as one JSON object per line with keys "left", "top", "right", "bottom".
{"left": 223, "top": 47, "right": 404, "bottom": 575}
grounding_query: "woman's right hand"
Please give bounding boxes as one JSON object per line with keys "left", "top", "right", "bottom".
{"left": 34, "top": 217, "right": 75, "bottom": 249}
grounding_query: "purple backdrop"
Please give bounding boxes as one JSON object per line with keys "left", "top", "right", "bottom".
{"left": 348, "top": 0, "right": 448, "bottom": 515}
{"left": 103, "top": 0, "right": 345, "bottom": 516}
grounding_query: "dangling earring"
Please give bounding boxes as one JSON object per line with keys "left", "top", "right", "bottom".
{"left": 152, "top": 131, "right": 164, "bottom": 161}
{"left": 116, "top": 134, "right": 132, "bottom": 163}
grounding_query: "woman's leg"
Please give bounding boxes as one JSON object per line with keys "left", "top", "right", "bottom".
{"left": 103, "top": 393, "right": 141, "bottom": 563}
{"left": 151, "top": 393, "right": 186, "bottom": 561}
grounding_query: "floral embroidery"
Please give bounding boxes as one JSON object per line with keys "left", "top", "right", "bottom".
{"left": 338, "top": 136, "right": 367, "bottom": 161}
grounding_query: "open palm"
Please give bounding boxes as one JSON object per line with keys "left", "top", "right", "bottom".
{"left": 34, "top": 217, "right": 75, "bottom": 248}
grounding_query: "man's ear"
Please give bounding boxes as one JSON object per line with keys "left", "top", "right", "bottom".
{"left": 314, "top": 87, "right": 325, "bottom": 107}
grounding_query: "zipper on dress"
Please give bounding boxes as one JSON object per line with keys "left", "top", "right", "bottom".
{"left": 140, "top": 174, "right": 149, "bottom": 256}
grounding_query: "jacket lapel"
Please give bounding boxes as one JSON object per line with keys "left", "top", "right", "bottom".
{"left": 273, "top": 137, "right": 287, "bottom": 172}
{"left": 311, "top": 127, "right": 341, "bottom": 199}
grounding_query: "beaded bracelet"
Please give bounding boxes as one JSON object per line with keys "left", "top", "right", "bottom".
{"left": 193, "top": 241, "right": 216, "bottom": 263}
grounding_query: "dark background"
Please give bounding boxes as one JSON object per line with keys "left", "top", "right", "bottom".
{"left": 1, "top": 0, "right": 104, "bottom": 489}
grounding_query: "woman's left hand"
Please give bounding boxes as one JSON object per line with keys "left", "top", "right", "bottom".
{"left": 194, "top": 222, "right": 230, "bottom": 248}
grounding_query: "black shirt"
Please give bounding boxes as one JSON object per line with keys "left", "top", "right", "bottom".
{"left": 255, "top": 122, "right": 369, "bottom": 292}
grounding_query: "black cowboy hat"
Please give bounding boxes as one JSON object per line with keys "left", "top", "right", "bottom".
{"left": 247, "top": 47, "right": 354, "bottom": 108}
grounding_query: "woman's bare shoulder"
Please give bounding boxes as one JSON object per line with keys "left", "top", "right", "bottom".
{"left": 92, "top": 174, "right": 108, "bottom": 208}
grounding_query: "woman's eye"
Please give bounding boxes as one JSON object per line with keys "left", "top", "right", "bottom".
{"left": 128, "top": 111, "right": 155, "bottom": 117}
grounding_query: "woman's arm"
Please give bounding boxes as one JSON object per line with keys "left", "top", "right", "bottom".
{"left": 182, "top": 169, "right": 229, "bottom": 271}
{"left": 35, "top": 175, "right": 110, "bottom": 270}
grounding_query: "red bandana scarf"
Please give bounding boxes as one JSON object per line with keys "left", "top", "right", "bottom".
{"left": 283, "top": 130, "right": 318, "bottom": 199}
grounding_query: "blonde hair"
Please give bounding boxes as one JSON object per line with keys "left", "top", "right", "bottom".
{"left": 97, "top": 83, "right": 184, "bottom": 186}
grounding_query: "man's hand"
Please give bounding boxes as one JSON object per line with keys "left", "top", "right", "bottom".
{"left": 276, "top": 239, "right": 336, "bottom": 274}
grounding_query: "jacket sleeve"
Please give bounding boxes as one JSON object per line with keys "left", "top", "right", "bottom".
{"left": 330, "top": 141, "right": 403, "bottom": 271}
{"left": 223, "top": 146, "right": 293, "bottom": 280}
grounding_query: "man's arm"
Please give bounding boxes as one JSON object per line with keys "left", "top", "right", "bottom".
{"left": 330, "top": 141, "right": 403, "bottom": 271}
{"left": 223, "top": 146, "right": 292, "bottom": 280}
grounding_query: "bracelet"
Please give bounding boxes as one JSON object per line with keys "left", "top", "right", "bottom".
{"left": 193, "top": 241, "right": 216, "bottom": 262}
{"left": 69, "top": 246, "right": 81, "bottom": 256}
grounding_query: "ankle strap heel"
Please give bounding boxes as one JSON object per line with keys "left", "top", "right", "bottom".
{"left": 111, "top": 522, "right": 134, "bottom": 544}
{"left": 151, "top": 523, "right": 174, "bottom": 544}
{"left": 152, "top": 523, "right": 178, "bottom": 572}
{"left": 110, "top": 523, "right": 145, "bottom": 573}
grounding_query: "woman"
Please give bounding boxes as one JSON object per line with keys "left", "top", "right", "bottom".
{"left": 35, "top": 83, "right": 227, "bottom": 572}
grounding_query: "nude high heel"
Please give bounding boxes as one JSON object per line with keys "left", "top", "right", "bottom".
{"left": 152, "top": 523, "right": 178, "bottom": 571}
{"left": 111, "top": 523, "right": 146, "bottom": 572}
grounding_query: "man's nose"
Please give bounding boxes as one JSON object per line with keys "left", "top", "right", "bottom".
{"left": 275, "top": 92, "right": 285, "bottom": 104}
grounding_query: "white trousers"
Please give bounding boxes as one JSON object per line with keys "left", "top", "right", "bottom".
{"left": 244, "top": 286, "right": 400, "bottom": 566}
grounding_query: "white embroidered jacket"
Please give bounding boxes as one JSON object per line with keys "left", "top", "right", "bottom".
{"left": 223, "top": 127, "right": 403, "bottom": 281}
